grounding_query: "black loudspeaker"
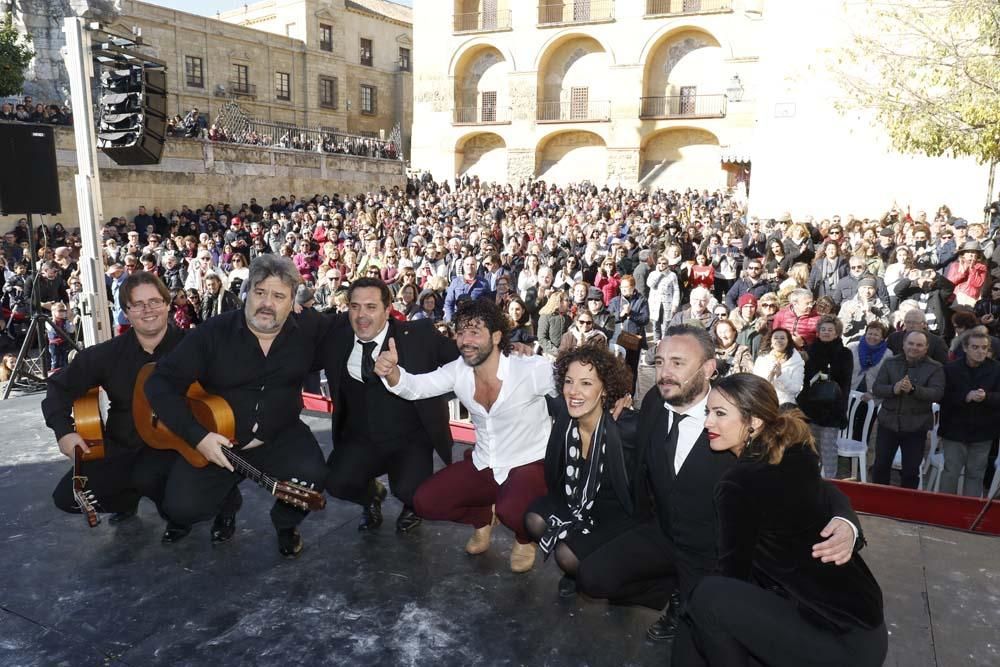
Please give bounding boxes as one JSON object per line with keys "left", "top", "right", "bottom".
{"left": 97, "top": 66, "right": 166, "bottom": 166}
{"left": 0, "top": 123, "right": 61, "bottom": 215}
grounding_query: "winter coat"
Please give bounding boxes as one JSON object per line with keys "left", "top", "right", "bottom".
{"left": 872, "top": 355, "right": 945, "bottom": 434}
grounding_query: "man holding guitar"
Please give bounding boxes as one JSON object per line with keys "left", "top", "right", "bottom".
{"left": 42, "top": 272, "right": 241, "bottom": 541}
{"left": 145, "top": 255, "right": 329, "bottom": 558}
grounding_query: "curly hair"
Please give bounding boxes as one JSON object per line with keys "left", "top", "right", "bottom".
{"left": 552, "top": 345, "right": 633, "bottom": 409}
{"left": 454, "top": 298, "right": 512, "bottom": 354}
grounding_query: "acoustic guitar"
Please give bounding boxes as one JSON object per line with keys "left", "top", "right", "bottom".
{"left": 132, "top": 363, "right": 325, "bottom": 512}
{"left": 71, "top": 387, "right": 107, "bottom": 528}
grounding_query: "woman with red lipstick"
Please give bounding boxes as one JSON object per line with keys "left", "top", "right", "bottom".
{"left": 683, "top": 374, "right": 887, "bottom": 667}
{"left": 524, "top": 345, "right": 638, "bottom": 598}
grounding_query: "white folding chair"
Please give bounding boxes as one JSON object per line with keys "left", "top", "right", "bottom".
{"left": 987, "top": 457, "right": 1000, "bottom": 501}
{"left": 919, "top": 403, "right": 946, "bottom": 492}
{"left": 836, "top": 390, "right": 878, "bottom": 483}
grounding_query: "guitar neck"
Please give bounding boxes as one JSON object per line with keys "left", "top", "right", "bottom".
{"left": 223, "top": 448, "right": 277, "bottom": 495}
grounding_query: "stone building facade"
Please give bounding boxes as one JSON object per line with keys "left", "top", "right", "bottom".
{"left": 412, "top": 0, "right": 987, "bottom": 220}
{"left": 10, "top": 0, "right": 413, "bottom": 146}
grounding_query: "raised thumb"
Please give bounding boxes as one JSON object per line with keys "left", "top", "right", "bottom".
{"left": 388, "top": 337, "right": 397, "bottom": 357}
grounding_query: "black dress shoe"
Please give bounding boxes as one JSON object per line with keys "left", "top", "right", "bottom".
{"left": 108, "top": 507, "right": 138, "bottom": 525}
{"left": 277, "top": 527, "right": 303, "bottom": 559}
{"left": 558, "top": 575, "right": 577, "bottom": 598}
{"left": 395, "top": 506, "right": 422, "bottom": 533}
{"left": 210, "top": 513, "right": 237, "bottom": 544}
{"left": 646, "top": 591, "right": 681, "bottom": 642}
{"left": 358, "top": 479, "right": 387, "bottom": 532}
{"left": 161, "top": 522, "right": 192, "bottom": 544}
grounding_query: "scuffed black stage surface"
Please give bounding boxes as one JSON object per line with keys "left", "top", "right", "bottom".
{"left": 1, "top": 394, "right": 998, "bottom": 667}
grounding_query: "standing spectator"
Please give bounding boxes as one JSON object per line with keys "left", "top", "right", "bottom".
{"left": 558, "top": 310, "right": 608, "bottom": 353}
{"left": 871, "top": 330, "right": 945, "bottom": 489}
{"left": 894, "top": 261, "right": 954, "bottom": 336}
{"left": 170, "top": 289, "right": 200, "bottom": 329}
{"left": 648, "top": 254, "right": 680, "bottom": 350}
{"left": 632, "top": 249, "right": 654, "bottom": 298}
{"left": 725, "top": 258, "right": 776, "bottom": 311}
{"left": 886, "top": 309, "right": 949, "bottom": 365}
{"left": 974, "top": 283, "right": 1000, "bottom": 335}
{"left": 937, "top": 331, "right": 1000, "bottom": 496}
{"left": 799, "top": 316, "right": 853, "bottom": 478}
{"left": 47, "top": 303, "right": 74, "bottom": 371}
{"left": 536, "top": 291, "right": 572, "bottom": 359}
{"left": 712, "top": 318, "right": 753, "bottom": 378}
{"left": 838, "top": 277, "right": 890, "bottom": 344}
{"left": 199, "top": 274, "right": 240, "bottom": 322}
{"left": 594, "top": 255, "right": 622, "bottom": 305}
{"left": 585, "top": 287, "right": 616, "bottom": 340}
{"left": 772, "top": 288, "right": 821, "bottom": 349}
{"left": 670, "top": 286, "right": 717, "bottom": 329}
{"left": 848, "top": 321, "right": 893, "bottom": 397}
{"left": 752, "top": 327, "right": 804, "bottom": 405}
{"left": 808, "top": 241, "right": 849, "bottom": 303}
{"left": 608, "top": 275, "right": 650, "bottom": 392}
{"left": 443, "top": 255, "right": 491, "bottom": 322}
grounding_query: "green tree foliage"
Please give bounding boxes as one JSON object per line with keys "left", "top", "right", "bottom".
{"left": 0, "top": 12, "right": 34, "bottom": 98}
{"left": 839, "top": 0, "right": 1000, "bottom": 165}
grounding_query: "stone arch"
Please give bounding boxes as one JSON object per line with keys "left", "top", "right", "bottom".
{"left": 641, "top": 27, "right": 725, "bottom": 102}
{"left": 535, "top": 35, "right": 611, "bottom": 120}
{"left": 452, "top": 44, "right": 512, "bottom": 120}
{"left": 535, "top": 130, "right": 608, "bottom": 185}
{"left": 448, "top": 38, "right": 517, "bottom": 77}
{"left": 456, "top": 132, "right": 508, "bottom": 182}
{"left": 533, "top": 29, "right": 617, "bottom": 70}
{"left": 639, "top": 128, "right": 723, "bottom": 191}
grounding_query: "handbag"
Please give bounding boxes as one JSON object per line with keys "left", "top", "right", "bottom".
{"left": 617, "top": 331, "right": 643, "bottom": 351}
{"left": 798, "top": 364, "right": 842, "bottom": 412}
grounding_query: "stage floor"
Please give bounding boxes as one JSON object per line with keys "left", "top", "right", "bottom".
{"left": 0, "top": 393, "right": 997, "bottom": 666}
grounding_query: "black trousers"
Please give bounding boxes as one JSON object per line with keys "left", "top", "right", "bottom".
{"left": 52, "top": 448, "right": 178, "bottom": 516}
{"left": 161, "top": 420, "right": 327, "bottom": 531}
{"left": 574, "top": 517, "right": 681, "bottom": 610}
{"left": 325, "top": 433, "right": 433, "bottom": 508}
{"left": 681, "top": 576, "right": 888, "bottom": 667}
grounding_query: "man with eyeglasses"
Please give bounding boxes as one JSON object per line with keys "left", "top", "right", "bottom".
{"left": 837, "top": 255, "right": 890, "bottom": 306}
{"left": 43, "top": 272, "right": 241, "bottom": 541}
{"left": 724, "top": 259, "right": 777, "bottom": 311}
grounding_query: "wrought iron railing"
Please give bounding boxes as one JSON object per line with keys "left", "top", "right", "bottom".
{"left": 536, "top": 99, "right": 611, "bottom": 122}
{"left": 454, "top": 9, "right": 513, "bottom": 32}
{"left": 639, "top": 94, "right": 727, "bottom": 119}
{"left": 211, "top": 101, "right": 403, "bottom": 160}
{"left": 644, "top": 0, "right": 732, "bottom": 15}
{"left": 227, "top": 80, "right": 256, "bottom": 98}
{"left": 453, "top": 106, "right": 512, "bottom": 124}
{"left": 538, "top": 0, "right": 614, "bottom": 25}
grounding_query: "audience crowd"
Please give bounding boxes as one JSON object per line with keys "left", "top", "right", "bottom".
{"left": 3, "top": 174, "right": 1000, "bottom": 495}
{"left": 0, "top": 96, "right": 73, "bottom": 125}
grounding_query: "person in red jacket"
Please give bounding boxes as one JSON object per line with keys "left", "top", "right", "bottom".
{"left": 594, "top": 255, "right": 621, "bottom": 305}
{"left": 772, "top": 288, "right": 821, "bottom": 349}
{"left": 945, "top": 241, "right": 988, "bottom": 307}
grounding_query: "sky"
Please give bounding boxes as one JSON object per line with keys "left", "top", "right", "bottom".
{"left": 148, "top": 0, "right": 411, "bottom": 18}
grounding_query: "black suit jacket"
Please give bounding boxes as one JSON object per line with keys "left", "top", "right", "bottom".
{"left": 716, "top": 445, "right": 881, "bottom": 632}
{"left": 633, "top": 388, "right": 861, "bottom": 597}
{"left": 544, "top": 400, "right": 638, "bottom": 516}
{"left": 320, "top": 316, "right": 459, "bottom": 463}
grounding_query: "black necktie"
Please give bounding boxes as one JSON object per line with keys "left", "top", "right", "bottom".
{"left": 360, "top": 340, "right": 377, "bottom": 382}
{"left": 665, "top": 411, "right": 686, "bottom": 479}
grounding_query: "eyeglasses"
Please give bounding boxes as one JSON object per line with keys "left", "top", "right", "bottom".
{"left": 127, "top": 297, "right": 166, "bottom": 312}
{"left": 760, "top": 303, "right": 779, "bottom": 310}
{"left": 829, "top": 230, "right": 843, "bottom": 236}
{"left": 850, "top": 265, "right": 865, "bottom": 270}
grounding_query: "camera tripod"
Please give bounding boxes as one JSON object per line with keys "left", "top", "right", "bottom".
{"left": 1, "top": 310, "right": 80, "bottom": 400}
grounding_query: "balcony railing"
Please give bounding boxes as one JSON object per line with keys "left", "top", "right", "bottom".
{"left": 537, "top": 99, "right": 611, "bottom": 122}
{"left": 454, "top": 9, "right": 512, "bottom": 33}
{"left": 453, "top": 106, "right": 512, "bottom": 125}
{"left": 227, "top": 81, "right": 257, "bottom": 98}
{"left": 639, "top": 94, "right": 727, "bottom": 119}
{"left": 644, "top": 0, "right": 732, "bottom": 16}
{"left": 538, "top": 1, "right": 614, "bottom": 26}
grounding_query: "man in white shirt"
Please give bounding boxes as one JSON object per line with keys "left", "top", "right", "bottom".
{"left": 376, "top": 298, "right": 554, "bottom": 573}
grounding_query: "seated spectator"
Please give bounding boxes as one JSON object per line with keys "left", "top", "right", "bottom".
{"left": 670, "top": 285, "right": 716, "bottom": 329}
{"left": 772, "top": 288, "right": 820, "bottom": 349}
{"left": 838, "top": 277, "right": 890, "bottom": 344}
{"left": 200, "top": 274, "right": 240, "bottom": 321}
{"left": 974, "top": 282, "right": 1000, "bottom": 336}
{"left": 537, "top": 291, "right": 572, "bottom": 359}
{"left": 506, "top": 297, "right": 535, "bottom": 344}
{"left": 886, "top": 309, "right": 949, "bottom": 365}
{"left": 170, "top": 289, "right": 200, "bottom": 329}
{"left": 713, "top": 318, "right": 753, "bottom": 378}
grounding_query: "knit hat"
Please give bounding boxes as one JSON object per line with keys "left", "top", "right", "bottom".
{"left": 586, "top": 287, "right": 604, "bottom": 301}
{"left": 737, "top": 293, "right": 758, "bottom": 309}
{"left": 858, "top": 277, "right": 877, "bottom": 289}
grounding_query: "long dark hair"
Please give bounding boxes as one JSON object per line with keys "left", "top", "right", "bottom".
{"left": 713, "top": 373, "right": 815, "bottom": 464}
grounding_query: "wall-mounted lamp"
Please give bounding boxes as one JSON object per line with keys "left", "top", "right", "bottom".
{"left": 726, "top": 74, "right": 744, "bottom": 102}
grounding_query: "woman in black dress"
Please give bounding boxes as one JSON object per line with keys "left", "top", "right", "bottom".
{"left": 524, "top": 345, "right": 637, "bottom": 597}
{"left": 683, "top": 373, "right": 887, "bottom": 667}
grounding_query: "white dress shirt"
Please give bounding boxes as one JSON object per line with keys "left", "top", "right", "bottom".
{"left": 667, "top": 393, "right": 710, "bottom": 475}
{"left": 385, "top": 353, "right": 556, "bottom": 484}
{"left": 347, "top": 322, "right": 389, "bottom": 382}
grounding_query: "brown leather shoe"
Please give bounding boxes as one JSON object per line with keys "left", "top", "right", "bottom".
{"left": 465, "top": 506, "right": 498, "bottom": 555}
{"left": 509, "top": 542, "right": 536, "bottom": 573}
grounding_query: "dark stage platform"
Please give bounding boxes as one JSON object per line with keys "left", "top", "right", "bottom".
{"left": 1, "top": 393, "right": 997, "bottom": 666}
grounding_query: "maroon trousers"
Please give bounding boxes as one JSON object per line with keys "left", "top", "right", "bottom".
{"left": 413, "top": 449, "right": 546, "bottom": 544}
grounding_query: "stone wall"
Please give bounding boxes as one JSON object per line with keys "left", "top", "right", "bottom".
{"left": 0, "top": 128, "right": 405, "bottom": 230}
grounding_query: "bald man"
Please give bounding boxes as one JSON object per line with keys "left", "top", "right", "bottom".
{"left": 886, "top": 310, "right": 949, "bottom": 365}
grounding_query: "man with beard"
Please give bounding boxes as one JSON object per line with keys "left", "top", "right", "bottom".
{"left": 320, "top": 278, "right": 458, "bottom": 533}
{"left": 146, "top": 255, "right": 329, "bottom": 558}
{"left": 375, "top": 298, "right": 553, "bottom": 573}
{"left": 564, "top": 325, "right": 860, "bottom": 650}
